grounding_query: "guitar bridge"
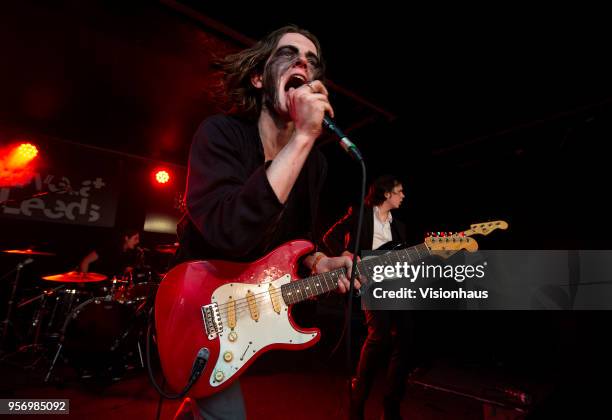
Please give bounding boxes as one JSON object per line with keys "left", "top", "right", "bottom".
{"left": 201, "top": 303, "right": 223, "bottom": 340}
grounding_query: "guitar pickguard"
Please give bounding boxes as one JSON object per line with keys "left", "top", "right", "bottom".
{"left": 207, "top": 274, "right": 318, "bottom": 387}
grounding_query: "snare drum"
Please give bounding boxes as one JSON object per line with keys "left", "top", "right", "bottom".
{"left": 113, "top": 267, "right": 159, "bottom": 303}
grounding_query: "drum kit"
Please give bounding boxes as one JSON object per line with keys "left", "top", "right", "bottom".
{"left": 0, "top": 244, "right": 177, "bottom": 382}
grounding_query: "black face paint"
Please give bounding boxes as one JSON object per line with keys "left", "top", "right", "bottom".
{"left": 261, "top": 46, "right": 323, "bottom": 114}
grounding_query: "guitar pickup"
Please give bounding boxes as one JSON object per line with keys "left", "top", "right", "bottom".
{"left": 246, "top": 290, "right": 259, "bottom": 321}
{"left": 269, "top": 283, "right": 281, "bottom": 314}
{"left": 201, "top": 303, "right": 223, "bottom": 340}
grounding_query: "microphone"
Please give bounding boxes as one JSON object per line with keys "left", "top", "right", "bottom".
{"left": 322, "top": 116, "right": 363, "bottom": 161}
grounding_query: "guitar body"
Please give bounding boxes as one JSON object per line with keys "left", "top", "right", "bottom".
{"left": 154, "top": 219, "right": 507, "bottom": 399}
{"left": 154, "top": 240, "right": 320, "bottom": 398}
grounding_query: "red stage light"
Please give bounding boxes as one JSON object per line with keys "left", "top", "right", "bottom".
{"left": 9, "top": 143, "right": 39, "bottom": 168}
{"left": 155, "top": 170, "right": 170, "bottom": 184}
{"left": 17, "top": 143, "right": 38, "bottom": 160}
{"left": 0, "top": 142, "right": 39, "bottom": 187}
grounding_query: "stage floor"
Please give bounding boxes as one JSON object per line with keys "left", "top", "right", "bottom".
{"left": 1, "top": 361, "right": 483, "bottom": 419}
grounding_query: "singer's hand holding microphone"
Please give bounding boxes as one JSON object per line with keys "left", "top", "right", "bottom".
{"left": 287, "top": 80, "right": 334, "bottom": 140}
{"left": 287, "top": 79, "right": 363, "bottom": 161}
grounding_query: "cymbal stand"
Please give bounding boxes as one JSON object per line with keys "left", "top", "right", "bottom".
{"left": 0, "top": 258, "right": 34, "bottom": 356}
{"left": 15, "top": 286, "right": 66, "bottom": 370}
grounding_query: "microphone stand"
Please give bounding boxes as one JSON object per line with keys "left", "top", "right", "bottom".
{"left": 345, "top": 159, "right": 366, "bottom": 419}
{"left": 321, "top": 116, "right": 367, "bottom": 419}
{"left": 0, "top": 258, "right": 34, "bottom": 356}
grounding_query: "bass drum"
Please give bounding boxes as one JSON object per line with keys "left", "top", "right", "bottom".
{"left": 60, "top": 298, "right": 142, "bottom": 373}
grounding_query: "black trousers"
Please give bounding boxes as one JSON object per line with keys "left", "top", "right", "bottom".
{"left": 354, "top": 310, "right": 415, "bottom": 408}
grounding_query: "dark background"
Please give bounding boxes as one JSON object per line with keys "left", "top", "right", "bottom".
{"left": 2, "top": 1, "right": 611, "bottom": 251}
{"left": 1, "top": 1, "right": 611, "bottom": 415}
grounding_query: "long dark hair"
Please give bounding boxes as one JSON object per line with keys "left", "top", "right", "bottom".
{"left": 212, "top": 25, "right": 325, "bottom": 119}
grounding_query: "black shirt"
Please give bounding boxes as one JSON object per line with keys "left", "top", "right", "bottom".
{"left": 323, "top": 206, "right": 407, "bottom": 255}
{"left": 175, "top": 114, "right": 327, "bottom": 263}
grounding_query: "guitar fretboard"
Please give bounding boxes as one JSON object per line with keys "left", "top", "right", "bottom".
{"left": 280, "top": 243, "right": 432, "bottom": 305}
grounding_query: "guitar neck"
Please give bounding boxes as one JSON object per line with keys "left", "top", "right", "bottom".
{"left": 280, "top": 243, "right": 432, "bottom": 305}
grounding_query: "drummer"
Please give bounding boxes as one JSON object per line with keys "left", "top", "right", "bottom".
{"left": 78, "top": 228, "right": 142, "bottom": 278}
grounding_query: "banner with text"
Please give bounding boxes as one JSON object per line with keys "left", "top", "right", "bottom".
{"left": 0, "top": 141, "right": 119, "bottom": 227}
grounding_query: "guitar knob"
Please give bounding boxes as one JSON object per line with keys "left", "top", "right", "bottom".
{"left": 214, "top": 370, "right": 225, "bottom": 382}
{"left": 223, "top": 351, "right": 233, "bottom": 362}
{"left": 228, "top": 331, "right": 238, "bottom": 342}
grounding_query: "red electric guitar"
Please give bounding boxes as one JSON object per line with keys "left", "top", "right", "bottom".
{"left": 155, "top": 220, "right": 508, "bottom": 398}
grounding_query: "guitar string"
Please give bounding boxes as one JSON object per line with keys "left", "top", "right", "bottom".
{"left": 214, "top": 246, "right": 429, "bottom": 314}
{"left": 216, "top": 276, "right": 344, "bottom": 316}
{"left": 198, "top": 236, "right": 492, "bottom": 332}
{"left": 216, "top": 284, "right": 340, "bottom": 317}
{"left": 213, "top": 265, "right": 356, "bottom": 312}
{"left": 210, "top": 241, "right": 468, "bottom": 314}
{"left": 217, "top": 288, "right": 343, "bottom": 323}
{"left": 216, "top": 265, "right": 373, "bottom": 316}
{"left": 213, "top": 247, "right": 420, "bottom": 313}
{"left": 175, "top": 236, "right": 484, "bottom": 320}
{"left": 214, "top": 261, "right": 376, "bottom": 315}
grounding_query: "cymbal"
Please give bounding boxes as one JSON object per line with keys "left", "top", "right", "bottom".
{"left": 42, "top": 271, "right": 107, "bottom": 283}
{"left": 2, "top": 248, "right": 56, "bottom": 256}
{"left": 155, "top": 243, "right": 178, "bottom": 254}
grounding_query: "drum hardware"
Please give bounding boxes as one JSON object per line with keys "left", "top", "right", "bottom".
{"left": 17, "top": 285, "right": 65, "bottom": 309}
{"left": 96, "top": 276, "right": 128, "bottom": 300}
{"left": 18, "top": 286, "right": 65, "bottom": 359}
{"left": 44, "top": 296, "right": 148, "bottom": 382}
{"left": 113, "top": 267, "right": 159, "bottom": 304}
{"left": 0, "top": 258, "right": 53, "bottom": 371}
{"left": 4, "top": 242, "right": 166, "bottom": 382}
{"left": 1, "top": 258, "right": 34, "bottom": 355}
{"left": 44, "top": 288, "right": 94, "bottom": 339}
{"left": 154, "top": 243, "right": 178, "bottom": 255}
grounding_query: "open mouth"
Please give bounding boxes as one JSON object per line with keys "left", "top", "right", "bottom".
{"left": 284, "top": 74, "right": 307, "bottom": 91}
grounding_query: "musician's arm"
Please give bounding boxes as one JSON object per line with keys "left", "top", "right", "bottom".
{"left": 322, "top": 206, "right": 356, "bottom": 256}
{"left": 186, "top": 117, "right": 284, "bottom": 258}
{"left": 302, "top": 252, "right": 360, "bottom": 294}
{"left": 78, "top": 251, "right": 98, "bottom": 273}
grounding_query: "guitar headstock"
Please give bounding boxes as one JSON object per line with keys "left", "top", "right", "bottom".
{"left": 425, "top": 234, "right": 479, "bottom": 259}
{"left": 424, "top": 220, "right": 508, "bottom": 259}
{"left": 463, "top": 220, "right": 508, "bottom": 237}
